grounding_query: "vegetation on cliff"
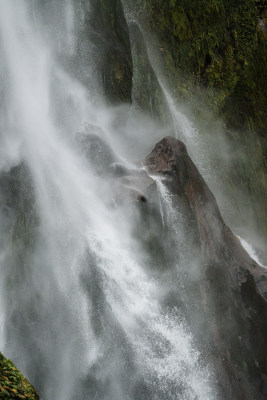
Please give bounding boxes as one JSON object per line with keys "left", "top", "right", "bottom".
{"left": 123, "top": 0, "right": 267, "bottom": 242}
{"left": 0, "top": 353, "right": 39, "bottom": 399}
{"left": 130, "top": 0, "right": 267, "bottom": 132}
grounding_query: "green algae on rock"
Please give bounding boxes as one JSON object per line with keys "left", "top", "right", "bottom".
{"left": 128, "top": 0, "right": 267, "bottom": 131}
{"left": 0, "top": 353, "right": 39, "bottom": 399}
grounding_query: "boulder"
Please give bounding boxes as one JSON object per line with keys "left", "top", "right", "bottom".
{"left": 145, "top": 136, "right": 267, "bottom": 400}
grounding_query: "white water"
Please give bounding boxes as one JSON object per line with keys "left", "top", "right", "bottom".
{"left": 237, "top": 235, "right": 266, "bottom": 268}
{"left": 0, "top": 1, "right": 216, "bottom": 399}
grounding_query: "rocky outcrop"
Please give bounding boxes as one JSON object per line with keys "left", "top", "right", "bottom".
{"left": 145, "top": 137, "right": 267, "bottom": 399}
{"left": 0, "top": 352, "right": 39, "bottom": 399}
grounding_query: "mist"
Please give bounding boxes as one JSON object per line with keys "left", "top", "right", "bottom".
{"left": 0, "top": 1, "right": 266, "bottom": 400}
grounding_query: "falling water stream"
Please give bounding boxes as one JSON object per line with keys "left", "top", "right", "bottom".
{"left": 0, "top": 1, "right": 223, "bottom": 399}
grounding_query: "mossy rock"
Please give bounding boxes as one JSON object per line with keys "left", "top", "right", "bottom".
{"left": 127, "top": 0, "right": 267, "bottom": 130}
{"left": 125, "top": 0, "right": 267, "bottom": 243}
{"left": 0, "top": 353, "right": 39, "bottom": 399}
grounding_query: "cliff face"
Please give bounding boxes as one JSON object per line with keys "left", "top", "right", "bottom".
{"left": 127, "top": 0, "right": 267, "bottom": 132}
{"left": 75, "top": 0, "right": 133, "bottom": 103}
{"left": 129, "top": 22, "right": 170, "bottom": 123}
{"left": 123, "top": 0, "right": 267, "bottom": 244}
{"left": 0, "top": 1, "right": 266, "bottom": 399}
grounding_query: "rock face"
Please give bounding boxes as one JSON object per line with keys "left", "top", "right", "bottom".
{"left": 74, "top": 128, "right": 157, "bottom": 205}
{"left": 84, "top": 0, "right": 133, "bottom": 103}
{"left": 129, "top": 22, "right": 170, "bottom": 124}
{"left": 145, "top": 137, "right": 267, "bottom": 400}
{"left": 129, "top": 0, "right": 267, "bottom": 132}
{"left": 0, "top": 163, "right": 37, "bottom": 247}
{"left": 125, "top": 0, "right": 267, "bottom": 244}
{"left": 0, "top": 352, "right": 39, "bottom": 399}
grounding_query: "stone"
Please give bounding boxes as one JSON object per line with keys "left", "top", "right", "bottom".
{"left": 144, "top": 136, "right": 267, "bottom": 399}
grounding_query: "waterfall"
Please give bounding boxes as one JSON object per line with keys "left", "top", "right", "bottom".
{"left": 0, "top": 1, "right": 217, "bottom": 399}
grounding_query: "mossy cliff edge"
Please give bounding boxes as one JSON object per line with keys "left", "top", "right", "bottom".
{"left": 0, "top": 353, "right": 39, "bottom": 399}
{"left": 127, "top": 0, "right": 267, "bottom": 132}
{"left": 123, "top": 0, "right": 267, "bottom": 242}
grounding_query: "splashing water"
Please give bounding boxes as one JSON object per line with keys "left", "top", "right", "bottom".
{"left": 0, "top": 1, "right": 216, "bottom": 399}
{"left": 237, "top": 235, "right": 266, "bottom": 268}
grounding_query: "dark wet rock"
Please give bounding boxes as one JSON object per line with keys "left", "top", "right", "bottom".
{"left": 75, "top": 128, "right": 117, "bottom": 175}
{"left": 110, "top": 172, "right": 156, "bottom": 207}
{"left": 0, "top": 162, "right": 37, "bottom": 246}
{"left": 129, "top": 21, "right": 170, "bottom": 124}
{"left": 145, "top": 136, "right": 267, "bottom": 400}
{"left": 108, "top": 162, "right": 137, "bottom": 178}
{"left": 76, "top": 0, "right": 133, "bottom": 103}
{"left": 112, "top": 182, "right": 147, "bottom": 206}
{"left": 75, "top": 130, "right": 157, "bottom": 207}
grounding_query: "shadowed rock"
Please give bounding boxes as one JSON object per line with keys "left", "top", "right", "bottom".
{"left": 108, "top": 162, "right": 148, "bottom": 178}
{"left": 74, "top": 130, "right": 156, "bottom": 206}
{"left": 129, "top": 21, "right": 171, "bottom": 124}
{"left": 75, "top": 127, "right": 117, "bottom": 175}
{"left": 145, "top": 136, "right": 267, "bottom": 400}
{"left": 111, "top": 182, "right": 147, "bottom": 206}
{"left": 111, "top": 174, "right": 156, "bottom": 206}
{"left": 85, "top": 0, "right": 133, "bottom": 103}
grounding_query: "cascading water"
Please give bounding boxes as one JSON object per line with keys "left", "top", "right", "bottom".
{"left": 0, "top": 1, "right": 218, "bottom": 399}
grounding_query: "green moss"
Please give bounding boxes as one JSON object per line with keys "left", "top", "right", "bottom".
{"left": 0, "top": 353, "right": 39, "bottom": 399}
{"left": 129, "top": 0, "right": 266, "bottom": 130}
{"left": 125, "top": 0, "right": 267, "bottom": 240}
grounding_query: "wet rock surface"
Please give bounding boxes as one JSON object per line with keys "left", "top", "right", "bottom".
{"left": 75, "top": 128, "right": 157, "bottom": 206}
{"left": 75, "top": 129, "right": 117, "bottom": 175}
{"left": 145, "top": 136, "right": 267, "bottom": 400}
{"left": 86, "top": 0, "right": 133, "bottom": 103}
{"left": 129, "top": 21, "right": 170, "bottom": 124}
{"left": 2, "top": 135, "right": 266, "bottom": 399}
